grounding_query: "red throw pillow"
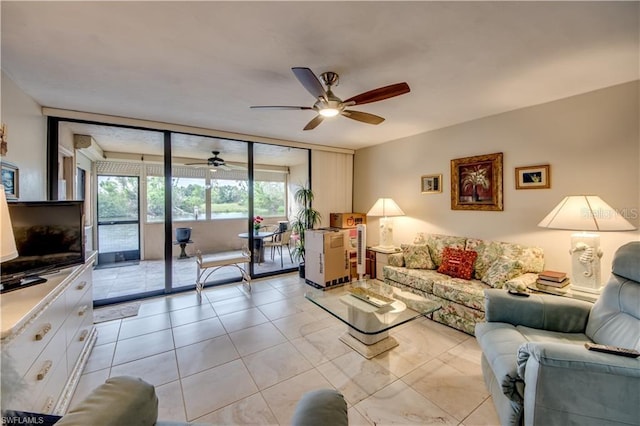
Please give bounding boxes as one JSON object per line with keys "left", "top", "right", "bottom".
{"left": 437, "top": 247, "right": 478, "bottom": 280}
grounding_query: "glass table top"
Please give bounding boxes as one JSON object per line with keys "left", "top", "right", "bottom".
{"left": 304, "top": 279, "right": 441, "bottom": 335}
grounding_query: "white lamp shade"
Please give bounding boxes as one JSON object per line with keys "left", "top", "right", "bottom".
{"left": 538, "top": 195, "right": 636, "bottom": 231}
{"left": 367, "top": 198, "right": 405, "bottom": 217}
{"left": 1, "top": 186, "right": 18, "bottom": 262}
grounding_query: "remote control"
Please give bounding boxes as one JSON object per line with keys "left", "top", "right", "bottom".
{"left": 585, "top": 342, "right": 640, "bottom": 358}
{"left": 508, "top": 289, "right": 530, "bottom": 297}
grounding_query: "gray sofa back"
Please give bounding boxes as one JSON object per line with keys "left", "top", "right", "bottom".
{"left": 586, "top": 241, "right": 640, "bottom": 350}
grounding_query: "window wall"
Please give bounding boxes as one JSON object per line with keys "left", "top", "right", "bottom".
{"left": 52, "top": 120, "right": 310, "bottom": 305}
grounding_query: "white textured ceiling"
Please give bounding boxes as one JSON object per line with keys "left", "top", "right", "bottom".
{"left": 2, "top": 1, "right": 639, "bottom": 151}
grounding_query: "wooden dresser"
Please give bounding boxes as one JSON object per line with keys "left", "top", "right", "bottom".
{"left": 1, "top": 253, "right": 97, "bottom": 415}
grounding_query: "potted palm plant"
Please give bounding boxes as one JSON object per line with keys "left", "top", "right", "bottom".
{"left": 291, "top": 185, "right": 321, "bottom": 278}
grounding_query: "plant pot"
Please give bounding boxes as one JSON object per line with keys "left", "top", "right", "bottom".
{"left": 298, "top": 262, "right": 305, "bottom": 279}
{"left": 176, "top": 227, "right": 192, "bottom": 243}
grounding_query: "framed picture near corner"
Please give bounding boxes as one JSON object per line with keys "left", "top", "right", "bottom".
{"left": 1, "top": 161, "right": 19, "bottom": 199}
{"left": 451, "top": 152, "right": 503, "bottom": 211}
{"left": 421, "top": 174, "right": 442, "bottom": 194}
{"left": 515, "top": 164, "right": 550, "bottom": 189}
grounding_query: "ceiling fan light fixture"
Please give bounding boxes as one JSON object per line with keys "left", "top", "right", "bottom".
{"left": 319, "top": 107, "right": 340, "bottom": 117}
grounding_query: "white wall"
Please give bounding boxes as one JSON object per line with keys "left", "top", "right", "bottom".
{"left": 311, "top": 150, "right": 354, "bottom": 227}
{"left": 1, "top": 71, "right": 47, "bottom": 200}
{"left": 354, "top": 81, "right": 640, "bottom": 278}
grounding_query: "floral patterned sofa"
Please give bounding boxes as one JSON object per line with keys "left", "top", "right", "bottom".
{"left": 383, "top": 233, "right": 545, "bottom": 335}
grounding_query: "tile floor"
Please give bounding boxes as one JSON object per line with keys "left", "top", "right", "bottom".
{"left": 74, "top": 273, "right": 500, "bottom": 425}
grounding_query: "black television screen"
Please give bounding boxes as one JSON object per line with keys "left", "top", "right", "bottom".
{"left": 1, "top": 200, "right": 85, "bottom": 292}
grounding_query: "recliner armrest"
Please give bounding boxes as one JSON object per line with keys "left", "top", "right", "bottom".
{"left": 484, "top": 289, "right": 591, "bottom": 333}
{"left": 517, "top": 342, "right": 640, "bottom": 425}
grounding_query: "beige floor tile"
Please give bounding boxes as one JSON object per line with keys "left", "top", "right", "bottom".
{"left": 260, "top": 369, "right": 334, "bottom": 425}
{"left": 272, "top": 310, "right": 333, "bottom": 339}
{"left": 370, "top": 331, "right": 435, "bottom": 377}
{"left": 348, "top": 406, "right": 374, "bottom": 425}
{"left": 219, "top": 307, "right": 269, "bottom": 333}
{"left": 461, "top": 396, "right": 501, "bottom": 426}
{"left": 94, "top": 321, "right": 121, "bottom": 345}
{"left": 354, "top": 380, "right": 458, "bottom": 425}
{"left": 172, "top": 316, "right": 227, "bottom": 348}
{"left": 110, "top": 350, "right": 178, "bottom": 387}
{"left": 290, "top": 324, "right": 351, "bottom": 364}
{"left": 119, "top": 312, "right": 172, "bottom": 340}
{"left": 203, "top": 285, "right": 245, "bottom": 303}
{"left": 403, "top": 358, "right": 489, "bottom": 421}
{"left": 83, "top": 342, "right": 115, "bottom": 374}
{"left": 316, "top": 351, "right": 398, "bottom": 405}
{"left": 176, "top": 334, "right": 239, "bottom": 378}
{"left": 243, "top": 341, "right": 313, "bottom": 390}
{"left": 112, "top": 328, "right": 175, "bottom": 366}
{"left": 164, "top": 292, "right": 204, "bottom": 312}
{"left": 69, "top": 368, "right": 110, "bottom": 410}
{"left": 211, "top": 295, "right": 256, "bottom": 316}
{"left": 169, "top": 303, "right": 217, "bottom": 328}
{"left": 137, "top": 298, "right": 172, "bottom": 317}
{"left": 195, "top": 392, "right": 278, "bottom": 425}
{"left": 256, "top": 299, "right": 305, "bottom": 321}
{"left": 181, "top": 359, "right": 258, "bottom": 420}
{"left": 155, "top": 379, "right": 187, "bottom": 423}
{"left": 247, "top": 288, "right": 288, "bottom": 306}
{"left": 228, "top": 322, "right": 287, "bottom": 356}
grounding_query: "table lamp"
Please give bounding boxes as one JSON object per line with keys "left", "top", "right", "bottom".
{"left": 367, "top": 198, "right": 405, "bottom": 249}
{"left": 538, "top": 195, "right": 636, "bottom": 293}
{"left": 1, "top": 186, "right": 18, "bottom": 262}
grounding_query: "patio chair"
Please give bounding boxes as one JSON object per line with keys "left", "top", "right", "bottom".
{"left": 265, "top": 229, "right": 293, "bottom": 267}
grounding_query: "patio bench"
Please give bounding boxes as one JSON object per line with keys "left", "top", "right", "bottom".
{"left": 195, "top": 248, "right": 252, "bottom": 296}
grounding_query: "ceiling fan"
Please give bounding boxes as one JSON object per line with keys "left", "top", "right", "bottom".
{"left": 185, "top": 151, "right": 235, "bottom": 170}
{"left": 250, "top": 67, "right": 410, "bottom": 130}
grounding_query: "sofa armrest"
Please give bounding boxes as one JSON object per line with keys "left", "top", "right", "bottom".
{"left": 504, "top": 272, "right": 538, "bottom": 292}
{"left": 484, "top": 289, "right": 591, "bottom": 333}
{"left": 518, "top": 342, "right": 640, "bottom": 425}
{"left": 55, "top": 376, "right": 158, "bottom": 426}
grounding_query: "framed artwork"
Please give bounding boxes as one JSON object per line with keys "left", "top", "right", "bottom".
{"left": 421, "top": 174, "right": 442, "bottom": 194}
{"left": 1, "top": 161, "right": 19, "bottom": 200}
{"left": 451, "top": 152, "right": 503, "bottom": 211}
{"left": 515, "top": 164, "right": 550, "bottom": 189}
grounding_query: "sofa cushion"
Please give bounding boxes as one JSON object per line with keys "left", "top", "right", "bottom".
{"left": 482, "top": 256, "right": 524, "bottom": 289}
{"left": 427, "top": 235, "right": 467, "bottom": 267}
{"left": 465, "top": 239, "right": 504, "bottom": 279}
{"left": 383, "top": 266, "right": 443, "bottom": 294}
{"left": 432, "top": 277, "right": 487, "bottom": 311}
{"left": 437, "top": 247, "right": 478, "bottom": 279}
{"left": 401, "top": 244, "right": 435, "bottom": 269}
{"left": 388, "top": 252, "right": 405, "bottom": 267}
{"left": 501, "top": 243, "right": 544, "bottom": 274}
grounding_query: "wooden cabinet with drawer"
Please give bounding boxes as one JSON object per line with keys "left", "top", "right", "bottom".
{"left": 1, "top": 253, "right": 97, "bottom": 415}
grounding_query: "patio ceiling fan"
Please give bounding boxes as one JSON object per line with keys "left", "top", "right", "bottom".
{"left": 250, "top": 67, "right": 410, "bottom": 130}
{"left": 185, "top": 151, "right": 241, "bottom": 170}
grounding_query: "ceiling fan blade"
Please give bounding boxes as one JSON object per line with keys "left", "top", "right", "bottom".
{"left": 341, "top": 110, "right": 385, "bottom": 125}
{"left": 292, "top": 67, "right": 327, "bottom": 100}
{"left": 344, "top": 82, "right": 410, "bottom": 106}
{"left": 250, "top": 105, "right": 314, "bottom": 110}
{"left": 303, "top": 115, "right": 324, "bottom": 131}
{"left": 185, "top": 162, "right": 210, "bottom": 166}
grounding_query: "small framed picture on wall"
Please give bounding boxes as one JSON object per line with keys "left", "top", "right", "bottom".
{"left": 515, "top": 164, "right": 550, "bottom": 189}
{"left": 421, "top": 174, "right": 442, "bottom": 194}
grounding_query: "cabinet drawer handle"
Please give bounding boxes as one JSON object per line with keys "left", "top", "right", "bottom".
{"left": 78, "top": 305, "right": 88, "bottom": 316}
{"left": 42, "top": 397, "right": 54, "bottom": 413}
{"left": 35, "top": 323, "right": 52, "bottom": 341}
{"left": 76, "top": 281, "right": 87, "bottom": 290}
{"left": 37, "top": 360, "right": 53, "bottom": 381}
{"left": 79, "top": 329, "right": 89, "bottom": 342}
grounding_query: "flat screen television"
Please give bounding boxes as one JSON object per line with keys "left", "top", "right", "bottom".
{"left": 1, "top": 200, "right": 85, "bottom": 293}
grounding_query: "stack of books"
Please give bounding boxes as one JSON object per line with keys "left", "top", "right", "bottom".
{"left": 535, "top": 270, "right": 570, "bottom": 294}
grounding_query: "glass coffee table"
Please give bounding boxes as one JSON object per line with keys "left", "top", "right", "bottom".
{"left": 305, "top": 279, "right": 441, "bottom": 359}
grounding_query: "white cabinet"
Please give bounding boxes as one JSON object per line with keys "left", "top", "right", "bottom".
{"left": 1, "top": 254, "right": 97, "bottom": 415}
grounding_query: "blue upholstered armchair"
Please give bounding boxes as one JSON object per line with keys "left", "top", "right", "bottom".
{"left": 475, "top": 241, "right": 640, "bottom": 426}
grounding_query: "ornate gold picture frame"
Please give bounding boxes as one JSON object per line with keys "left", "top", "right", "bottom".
{"left": 451, "top": 152, "right": 503, "bottom": 211}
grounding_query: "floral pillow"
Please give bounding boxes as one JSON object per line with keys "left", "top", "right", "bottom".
{"left": 482, "top": 256, "right": 524, "bottom": 288}
{"left": 437, "top": 247, "right": 478, "bottom": 280}
{"left": 401, "top": 244, "right": 435, "bottom": 269}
